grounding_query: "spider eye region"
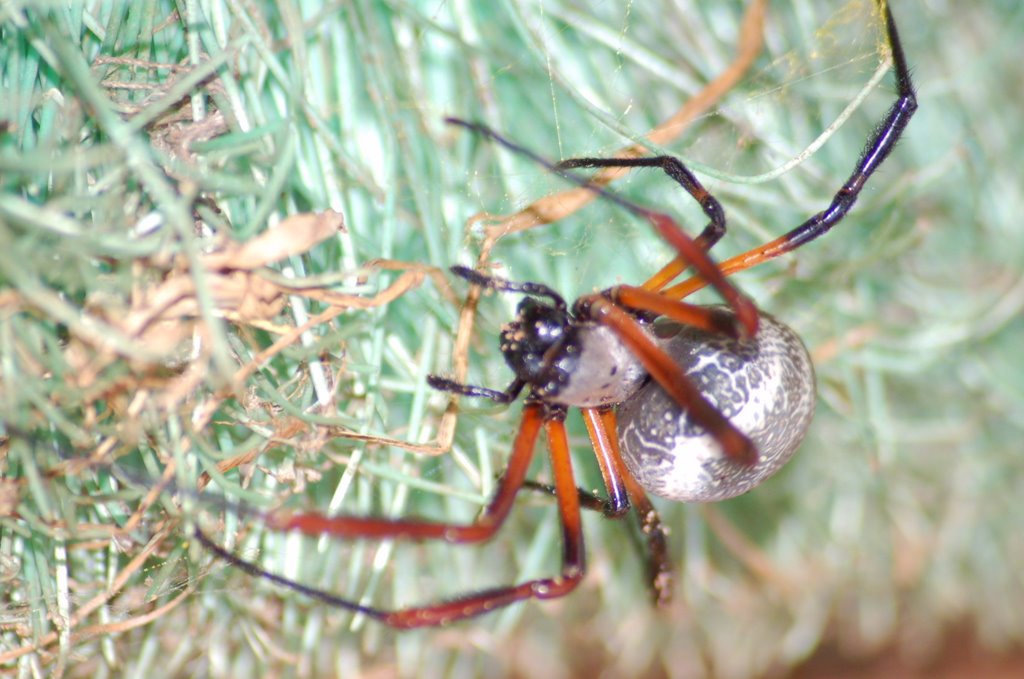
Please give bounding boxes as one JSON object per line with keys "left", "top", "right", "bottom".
{"left": 617, "top": 307, "right": 816, "bottom": 503}
{"left": 500, "top": 295, "right": 651, "bottom": 407}
{"left": 500, "top": 299, "right": 574, "bottom": 391}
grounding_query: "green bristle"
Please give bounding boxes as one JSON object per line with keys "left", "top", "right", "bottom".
{"left": 1, "top": 1, "right": 1021, "bottom": 677}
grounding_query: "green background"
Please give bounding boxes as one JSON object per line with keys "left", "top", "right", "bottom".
{"left": 2, "top": 1, "right": 1021, "bottom": 677}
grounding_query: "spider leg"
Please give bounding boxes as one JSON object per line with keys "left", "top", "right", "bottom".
{"left": 519, "top": 403, "right": 633, "bottom": 519}
{"left": 447, "top": 118, "right": 759, "bottom": 337}
{"left": 519, "top": 408, "right": 672, "bottom": 604}
{"left": 449, "top": 264, "right": 567, "bottom": 309}
{"left": 661, "top": 1, "right": 917, "bottom": 301}
{"left": 426, "top": 375, "right": 525, "bottom": 404}
{"left": 520, "top": 479, "right": 611, "bottom": 514}
{"left": 198, "top": 402, "right": 586, "bottom": 628}
{"left": 555, "top": 156, "right": 727, "bottom": 293}
{"left": 580, "top": 406, "right": 631, "bottom": 519}
{"left": 607, "top": 285, "right": 743, "bottom": 337}
{"left": 578, "top": 294, "right": 757, "bottom": 466}
{"left": 269, "top": 403, "right": 544, "bottom": 542}
{"left": 556, "top": 156, "right": 726, "bottom": 252}
{"left": 583, "top": 407, "right": 673, "bottom": 606}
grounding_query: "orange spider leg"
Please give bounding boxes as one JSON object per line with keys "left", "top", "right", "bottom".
{"left": 582, "top": 407, "right": 673, "bottom": 606}
{"left": 196, "top": 402, "right": 586, "bottom": 628}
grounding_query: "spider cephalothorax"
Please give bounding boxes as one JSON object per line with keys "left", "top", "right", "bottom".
{"left": 499, "top": 292, "right": 649, "bottom": 407}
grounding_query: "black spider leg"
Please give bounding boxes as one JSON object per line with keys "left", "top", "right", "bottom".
{"left": 555, "top": 156, "right": 726, "bottom": 251}
{"left": 449, "top": 264, "right": 567, "bottom": 310}
{"left": 195, "top": 528, "right": 394, "bottom": 620}
{"left": 426, "top": 375, "right": 525, "bottom": 404}
{"left": 758, "top": 0, "right": 918, "bottom": 254}
{"left": 520, "top": 479, "right": 617, "bottom": 516}
{"left": 554, "top": 1, "right": 918, "bottom": 298}
{"left": 660, "top": 0, "right": 918, "bottom": 298}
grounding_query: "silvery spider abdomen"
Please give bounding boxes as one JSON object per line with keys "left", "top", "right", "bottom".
{"left": 617, "top": 307, "right": 815, "bottom": 503}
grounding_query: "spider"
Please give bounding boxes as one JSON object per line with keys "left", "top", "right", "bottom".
{"left": 196, "top": 1, "right": 916, "bottom": 629}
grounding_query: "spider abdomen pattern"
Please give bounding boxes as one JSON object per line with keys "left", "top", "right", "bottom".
{"left": 617, "top": 307, "right": 815, "bottom": 503}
